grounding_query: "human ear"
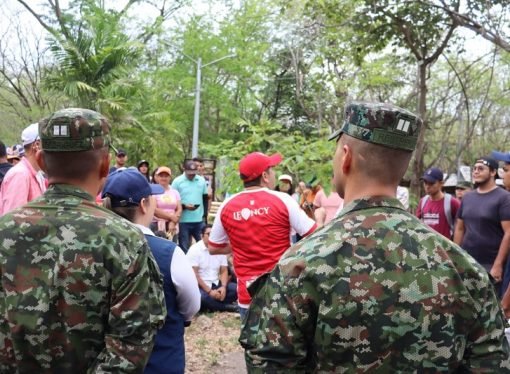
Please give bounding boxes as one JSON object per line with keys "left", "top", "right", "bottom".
{"left": 99, "top": 151, "right": 111, "bottom": 179}
{"left": 35, "top": 150, "right": 47, "bottom": 172}
{"left": 139, "top": 198, "right": 149, "bottom": 215}
{"left": 341, "top": 144, "right": 352, "bottom": 175}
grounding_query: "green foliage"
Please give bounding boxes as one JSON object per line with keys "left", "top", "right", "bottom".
{"left": 3, "top": 0, "right": 509, "bottom": 194}
{"left": 45, "top": 4, "right": 143, "bottom": 114}
{"left": 202, "top": 117, "right": 335, "bottom": 198}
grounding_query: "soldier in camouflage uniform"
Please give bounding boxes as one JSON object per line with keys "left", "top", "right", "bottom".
{"left": 0, "top": 108, "right": 166, "bottom": 373}
{"left": 240, "top": 102, "right": 510, "bottom": 372}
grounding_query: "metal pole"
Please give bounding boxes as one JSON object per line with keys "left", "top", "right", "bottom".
{"left": 190, "top": 54, "right": 235, "bottom": 158}
{"left": 191, "top": 57, "right": 202, "bottom": 158}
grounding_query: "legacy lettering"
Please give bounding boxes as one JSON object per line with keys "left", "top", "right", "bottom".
{"left": 233, "top": 207, "right": 270, "bottom": 221}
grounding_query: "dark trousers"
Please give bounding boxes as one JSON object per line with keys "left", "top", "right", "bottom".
{"left": 200, "top": 282, "right": 237, "bottom": 312}
{"left": 178, "top": 222, "right": 203, "bottom": 253}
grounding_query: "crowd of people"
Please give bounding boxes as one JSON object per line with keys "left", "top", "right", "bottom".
{"left": 0, "top": 101, "right": 510, "bottom": 372}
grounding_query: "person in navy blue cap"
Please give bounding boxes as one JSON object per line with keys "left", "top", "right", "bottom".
{"left": 416, "top": 167, "right": 460, "bottom": 239}
{"left": 103, "top": 167, "right": 200, "bottom": 374}
{"left": 492, "top": 150, "right": 510, "bottom": 191}
{"left": 454, "top": 156, "right": 510, "bottom": 301}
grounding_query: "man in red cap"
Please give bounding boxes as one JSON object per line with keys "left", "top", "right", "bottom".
{"left": 208, "top": 151, "right": 317, "bottom": 317}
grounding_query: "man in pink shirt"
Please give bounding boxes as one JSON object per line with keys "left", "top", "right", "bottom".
{"left": 0, "top": 123, "right": 47, "bottom": 215}
{"left": 208, "top": 152, "right": 317, "bottom": 318}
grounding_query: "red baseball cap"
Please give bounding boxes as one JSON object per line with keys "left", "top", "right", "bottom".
{"left": 239, "top": 152, "right": 283, "bottom": 182}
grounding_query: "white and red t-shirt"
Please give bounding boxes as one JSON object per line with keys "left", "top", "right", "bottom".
{"left": 209, "top": 188, "right": 316, "bottom": 307}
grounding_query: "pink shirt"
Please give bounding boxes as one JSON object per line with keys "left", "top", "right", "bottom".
{"left": 154, "top": 187, "right": 181, "bottom": 223}
{"left": 313, "top": 190, "right": 344, "bottom": 224}
{"left": 209, "top": 188, "right": 316, "bottom": 306}
{"left": 0, "top": 157, "right": 46, "bottom": 215}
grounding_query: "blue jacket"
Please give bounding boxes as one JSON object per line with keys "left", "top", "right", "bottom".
{"left": 144, "top": 235, "right": 185, "bottom": 374}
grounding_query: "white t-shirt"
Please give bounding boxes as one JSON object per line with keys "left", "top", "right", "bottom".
{"left": 134, "top": 224, "right": 200, "bottom": 321}
{"left": 187, "top": 239, "right": 228, "bottom": 288}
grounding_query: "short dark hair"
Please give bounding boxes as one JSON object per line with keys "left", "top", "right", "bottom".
{"left": 192, "top": 157, "right": 203, "bottom": 163}
{"left": 42, "top": 148, "right": 108, "bottom": 179}
{"left": 102, "top": 196, "right": 138, "bottom": 222}
{"left": 201, "top": 224, "right": 212, "bottom": 235}
{"left": 341, "top": 136, "right": 412, "bottom": 185}
{"left": 242, "top": 174, "right": 263, "bottom": 188}
{"left": 0, "top": 141, "right": 6, "bottom": 158}
{"left": 184, "top": 160, "right": 195, "bottom": 169}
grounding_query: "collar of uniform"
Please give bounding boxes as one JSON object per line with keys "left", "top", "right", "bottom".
{"left": 337, "top": 196, "right": 405, "bottom": 218}
{"left": 45, "top": 183, "right": 95, "bottom": 201}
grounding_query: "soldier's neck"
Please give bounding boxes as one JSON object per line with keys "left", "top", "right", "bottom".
{"left": 342, "top": 180, "right": 398, "bottom": 206}
{"left": 48, "top": 176, "right": 103, "bottom": 199}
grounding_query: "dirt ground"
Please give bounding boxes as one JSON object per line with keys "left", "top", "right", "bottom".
{"left": 184, "top": 312, "right": 247, "bottom": 373}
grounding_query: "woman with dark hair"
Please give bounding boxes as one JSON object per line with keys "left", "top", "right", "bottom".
{"left": 102, "top": 168, "right": 200, "bottom": 374}
{"left": 137, "top": 159, "right": 151, "bottom": 182}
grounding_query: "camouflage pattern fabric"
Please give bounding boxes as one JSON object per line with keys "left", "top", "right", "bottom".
{"left": 0, "top": 184, "right": 166, "bottom": 373}
{"left": 39, "top": 108, "right": 112, "bottom": 152}
{"left": 328, "top": 102, "right": 422, "bottom": 151}
{"left": 241, "top": 197, "right": 510, "bottom": 373}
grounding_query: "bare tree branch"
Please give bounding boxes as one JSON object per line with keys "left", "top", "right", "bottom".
{"left": 411, "top": 0, "right": 510, "bottom": 52}
{"left": 16, "top": 0, "right": 60, "bottom": 40}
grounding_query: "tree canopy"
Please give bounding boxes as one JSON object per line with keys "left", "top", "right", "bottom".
{"left": 0, "top": 0, "right": 508, "bottom": 202}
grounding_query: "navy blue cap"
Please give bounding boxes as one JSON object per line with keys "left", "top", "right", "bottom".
{"left": 420, "top": 167, "right": 443, "bottom": 183}
{"left": 491, "top": 150, "right": 510, "bottom": 164}
{"left": 102, "top": 167, "right": 164, "bottom": 207}
{"left": 475, "top": 156, "right": 498, "bottom": 171}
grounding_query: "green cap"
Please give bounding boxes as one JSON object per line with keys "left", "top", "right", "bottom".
{"left": 329, "top": 101, "right": 422, "bottom": 152}
{"left": 40, "top": 108, "right": 112, "bottom": 152}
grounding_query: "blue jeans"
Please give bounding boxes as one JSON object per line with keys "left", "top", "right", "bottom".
{"left": 200, "top": 282, "right": 238, "bottom": 312}
{"left": 239, "top": 306, "right": 248, "bottom": 321}
{"left": 178, "top": 221, "right": 203, "bottom": 253}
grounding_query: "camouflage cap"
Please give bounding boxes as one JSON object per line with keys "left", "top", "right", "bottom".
{"left": 329, "top": 102, "right": 422, "bottom": 152}
{"left": 40, "top": 108, "right": 112, "bottom": 152}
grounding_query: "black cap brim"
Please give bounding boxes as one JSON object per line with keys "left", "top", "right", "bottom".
{"left": 328, "top": 128, "right": 342, "bottom": 141}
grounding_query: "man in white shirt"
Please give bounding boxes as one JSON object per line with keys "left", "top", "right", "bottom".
{"left": 187, "top": 224, "right": 238, "bottom": 312}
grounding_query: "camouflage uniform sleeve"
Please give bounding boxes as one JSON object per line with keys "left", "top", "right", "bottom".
{"left": 462, "top": 281, "right": 510, "bottom": 371}
{"left": 240, "top": 261, "right": 317, "bottom": 373}
{"left": 91, "top": 241, "right": 166, "bottom": 373}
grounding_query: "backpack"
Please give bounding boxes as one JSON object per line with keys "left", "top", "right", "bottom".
{"left": 420, "top": 193, "right": 454, "bottom": 235}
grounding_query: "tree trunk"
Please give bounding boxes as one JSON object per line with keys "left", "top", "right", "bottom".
{"left": 411, "top": 62, "right": 428, "bottom": 199}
